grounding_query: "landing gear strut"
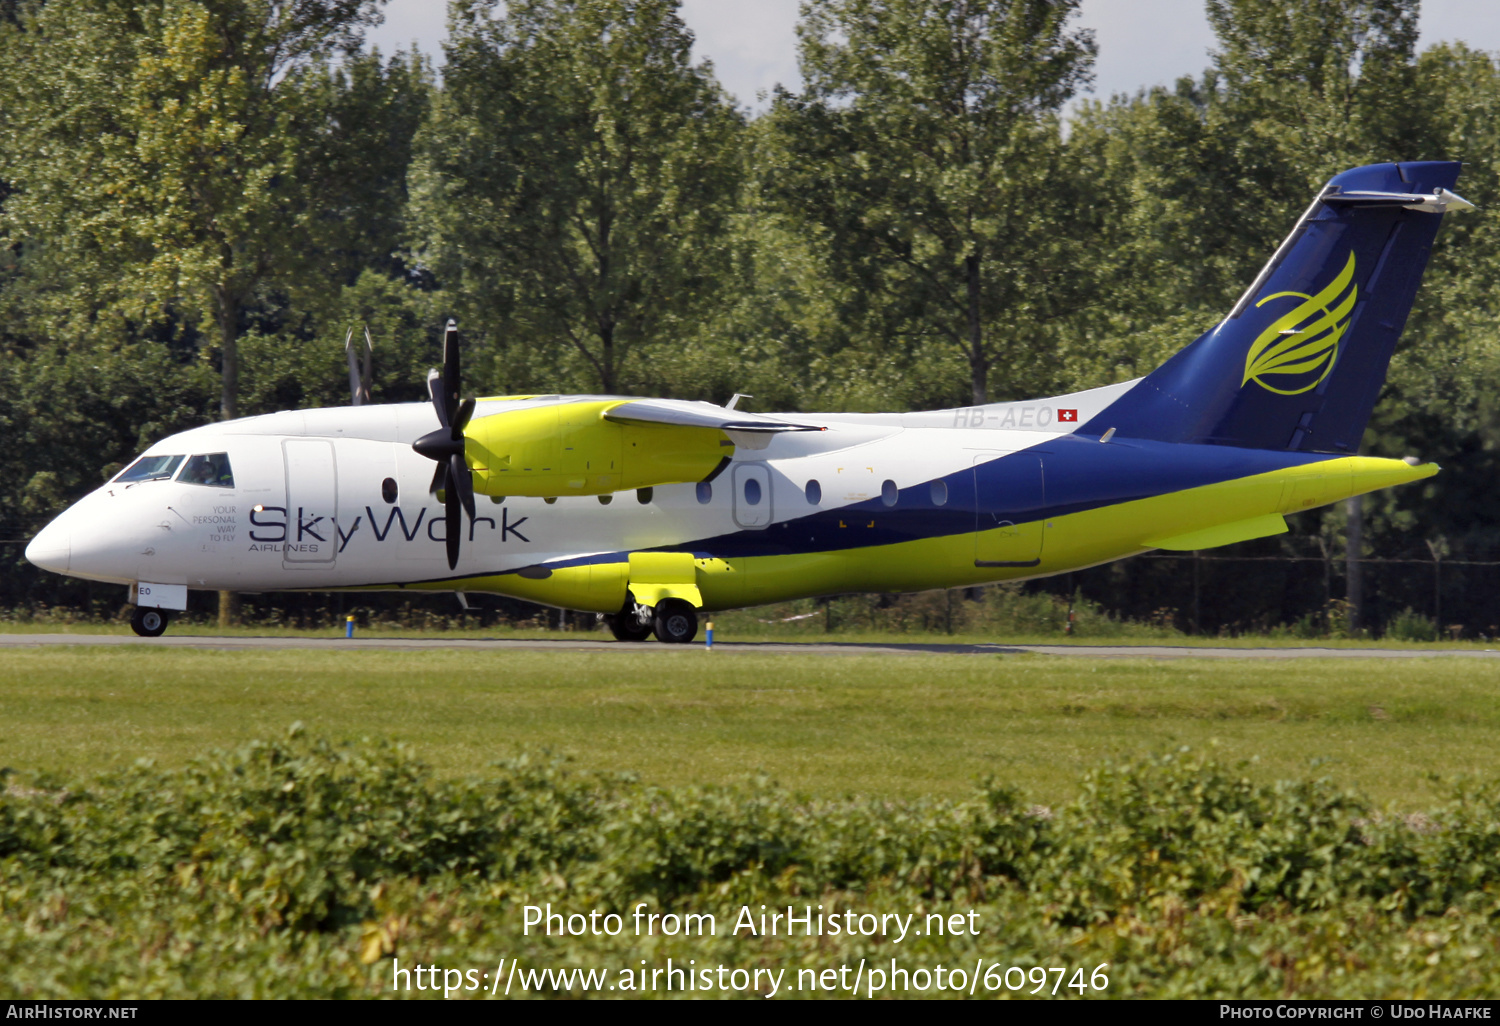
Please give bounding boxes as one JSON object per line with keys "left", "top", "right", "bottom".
{"left": 130, "top": 606, "right": 170, "bottom": 638}
{"left": 652, "top": 599, "right": 698, "bottom": 644}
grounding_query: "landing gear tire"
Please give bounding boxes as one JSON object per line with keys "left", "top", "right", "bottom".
{"left": 604, "top": 611, "right": 653, "bottom": 642}
{"left": 652, "top": 599, "right": 698, "bottom": 644}
{"left": 605, "top": 598, "right": 654, "bottom": 642}
{"left": 130, "top": 607, "right": 169, "bottom": 638}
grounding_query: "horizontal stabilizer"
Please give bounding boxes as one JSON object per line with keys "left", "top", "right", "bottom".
{"left": 1326, "top": 187, "right": 1475, "bottom": 213}
{"left": 1148, "top": 514, "right": 1288, "bottom": 552}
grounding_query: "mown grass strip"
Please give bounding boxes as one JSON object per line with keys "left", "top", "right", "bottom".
{"left": 1, "top": 648, "right": 1495, "bottom": 807}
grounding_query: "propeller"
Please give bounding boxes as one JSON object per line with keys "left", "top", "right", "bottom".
{"left": 345, "top": 326, "right": 373, "bottom": 405}
{"left": 412, "top": 319, "right": 477, "bottom": 570}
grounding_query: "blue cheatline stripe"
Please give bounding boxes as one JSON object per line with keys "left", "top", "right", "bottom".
{"left": 388, "top": 437, "right": 1336, "bottom": 585}
{"left": 663, "top": 436, "right": 1333, "bottom": 561}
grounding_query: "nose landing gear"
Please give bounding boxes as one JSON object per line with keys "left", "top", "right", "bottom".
{"left": 129, "top": 606, "right": 170, "bottom": 638}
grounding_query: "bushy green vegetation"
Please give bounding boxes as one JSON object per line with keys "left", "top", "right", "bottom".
{"left": 1385, "top": 607, "right": 1441, "bottom": 643}
{"left": 3, "top": 731, "right": 1500, "bottom": 998}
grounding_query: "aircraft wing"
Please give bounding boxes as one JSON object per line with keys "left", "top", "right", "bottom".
{"left": 603, "top": 399, "right": 823, "bottom": 449}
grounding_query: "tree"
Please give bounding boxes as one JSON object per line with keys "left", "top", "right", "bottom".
{"left": 1063, "top": 0, "right": 1423, "bottom": 353}
{"left": 409, "top": 0, "right": 743, "bottom": 395}
{"left": 763, "top": 0, "right": 1095, "bottom": 405}
{"left": 0, "top": 1, "right": 432, "bottom": 624}
{"left": 0, "top": 0, "right": 389, "bottom": 421}
{"left": 1207, "top": 0, "right": 1420, "bottom": 169}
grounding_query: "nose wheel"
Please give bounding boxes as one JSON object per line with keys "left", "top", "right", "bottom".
{"left": 129, "top": 607, "right": 170, "bottom": 638}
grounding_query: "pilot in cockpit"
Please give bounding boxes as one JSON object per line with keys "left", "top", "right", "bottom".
{"left": 180, "top": 453, "right": 234, "bottom": 488}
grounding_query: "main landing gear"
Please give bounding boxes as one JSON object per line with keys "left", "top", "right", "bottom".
{"left": 604, "top": 597, "right": 699, "bottom": 644}
{"left": 604, "top": 602, "right": 654, "bottom": 642}
{"left": 129, "top": 606, "right": 170, "bottom": 638}
{"left": 652, "top": 599, "right": 699, "bottom": 644}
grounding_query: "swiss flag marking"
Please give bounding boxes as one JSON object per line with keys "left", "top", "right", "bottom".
{"left": 1057, "top": 409, "right": 1078, "bottom": 422}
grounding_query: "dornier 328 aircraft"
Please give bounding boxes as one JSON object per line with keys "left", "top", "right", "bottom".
{"left": 26, "top": 161, "right": 1473, "bottom": 640}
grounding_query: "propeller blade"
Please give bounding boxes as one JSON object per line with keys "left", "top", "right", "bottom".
{"left": 445, "top": 486, "right": 461, "bottom": 570}
{"left": 361, "top": 325, "right": 374, "bottom": 402}
{"left": 451, "top": 453, "right": 476, "bottom": 521}
{"left": 453, "top": 397, "right": 476, "bottom": 437}
{"left": 414, "top": 319, "right": 472, "bottom": 569}
{"left": 345, "top": 328, "right": 363, "bottom": 406}
{"left": 441, "top": 319, "right": 460, "bottom": 419}
{"left": 426, "top": 370, "right": 450, "bottom": 429}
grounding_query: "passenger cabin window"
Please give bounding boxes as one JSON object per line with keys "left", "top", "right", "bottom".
{"left": 637, "top": 487, "right": 654, "bottom": 504}
{"left": 805, "top": 479, "right": 821, "bottom": 505}
{"left": 881, "top": 479, "right": 898, "bottom": 507}
{"left": 382, "top": 478, "right": 399, "bottom": 504}
{"left": 178, "top": 453, "right": 235, "bottom": 488}
{"left": 115, "top": 454, "right": 184, "bottom": 484}
{"left": 743, "top": 478, "right": 762, "bottom": 506}
{"left": 930, "top": 480, "right": 948, "bottom": 506}
{"left": 696, "top": 481, "right": 713, "bottom": 504}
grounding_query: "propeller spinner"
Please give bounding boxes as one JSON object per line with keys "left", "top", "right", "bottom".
{"left": 412, "top": 319, "right": 477, "bottom": 570}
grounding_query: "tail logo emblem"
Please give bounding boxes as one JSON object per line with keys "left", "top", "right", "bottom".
{"left": 1242, "top": 252, "right": 1357, "bottom": 396}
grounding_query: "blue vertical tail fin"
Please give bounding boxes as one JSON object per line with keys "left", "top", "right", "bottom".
{"left": 1086, "top": 162, "right": 1469, "bottom": 452}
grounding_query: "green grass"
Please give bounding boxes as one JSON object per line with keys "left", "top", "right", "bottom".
{"left": 2, "top": 646, "right": 1496, "bottom": 807}
{"left": 1, "top": 619, "right": 1495, "bottom": 649}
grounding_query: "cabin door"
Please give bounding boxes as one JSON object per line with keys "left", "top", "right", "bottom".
{"left": 282, "top": 440, "right": 338, "bottom": 566}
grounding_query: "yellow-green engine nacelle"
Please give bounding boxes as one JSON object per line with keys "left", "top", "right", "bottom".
{"left": 464, "top": 400, "right": 729, "bottom": 497}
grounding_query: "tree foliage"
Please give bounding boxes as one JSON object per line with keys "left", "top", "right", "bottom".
{"left": 410, "top": 0, "right": 743, "bottom": 394}
{"left": 765, "top": 0, "right": 1096, "bottom": 403}
{"left": 5, "top": 0, "right": 1500, "bottom": 632}
{"left": 0, "top": 0, "right": 396, "bottom": 419}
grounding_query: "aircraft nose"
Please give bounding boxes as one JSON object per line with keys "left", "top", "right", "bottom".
{"left": 25, "top": 521, "right": 70, "bottom": 573}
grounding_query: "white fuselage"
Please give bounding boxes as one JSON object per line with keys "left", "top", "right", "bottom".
{"left": 25, "top": 387, "right": 1131, "bottom": 596}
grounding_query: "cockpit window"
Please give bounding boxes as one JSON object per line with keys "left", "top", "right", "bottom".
{"left": 178, "top": 453, "right": 235, "bottom": 488}
{"left": 114, "top": 454, "right": 184, "bottom": 483}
